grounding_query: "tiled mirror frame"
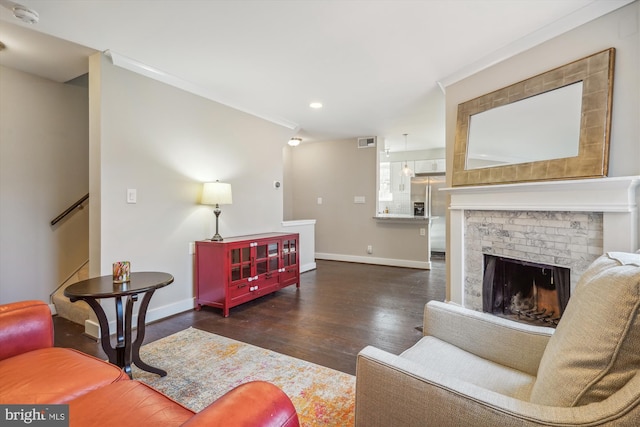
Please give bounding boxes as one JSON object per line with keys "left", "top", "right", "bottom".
{"left": 452, "top": 48, "right": 615, "bottom": 187}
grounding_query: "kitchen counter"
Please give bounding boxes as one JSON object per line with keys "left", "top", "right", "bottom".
{"left": 373, "top": 214, "right": 436, "bottom": 222}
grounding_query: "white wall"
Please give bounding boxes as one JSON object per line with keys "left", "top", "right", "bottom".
{"left": 89, "top": 53, "right": 294, "bottom": 322}
{"left": 444, "top": 1, "right": 640, "bottom": 299}
{"left": 0, "top": 66, "right": 89, "bottom": 304}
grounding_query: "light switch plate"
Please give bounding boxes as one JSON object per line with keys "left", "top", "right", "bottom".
{"left": 127, "top": 189, "right": 137, "bottom": 204}
{"left": 354, "top": 196, "right": 365, "bottom": 204}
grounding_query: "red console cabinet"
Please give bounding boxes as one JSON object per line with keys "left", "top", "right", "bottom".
{"left": 195, "top": 232, "right": 300, "bottom": 317}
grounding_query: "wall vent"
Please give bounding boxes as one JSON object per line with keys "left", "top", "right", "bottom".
{"left": 357, "top": 136, "right": 376, "bottom": 148}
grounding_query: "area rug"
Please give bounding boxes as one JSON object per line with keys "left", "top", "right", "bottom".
{"left": 132, "top": 327, "right": 355, "bottom": 426}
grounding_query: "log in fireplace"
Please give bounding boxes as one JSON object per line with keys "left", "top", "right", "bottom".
{"left": 482, "top": 255, "right": 570, "bottom": 327}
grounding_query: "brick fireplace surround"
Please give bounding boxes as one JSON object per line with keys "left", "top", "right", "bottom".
{"left": 444, "top": 176, "right": 640, "bottom": 310}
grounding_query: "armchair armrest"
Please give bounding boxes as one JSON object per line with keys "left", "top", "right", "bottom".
{"left": 181, "top": 381, "right": 299, "bottom": 427}
{"left": 356, "top": 346, "right": 640, "bottom": 427}
{"left": 0, "top": 300, "right": 54, "bottom": 361}
{"left": 424, "top": 301, "right": 553, "bottom": 375}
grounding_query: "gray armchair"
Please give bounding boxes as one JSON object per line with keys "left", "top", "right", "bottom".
{"left": 355, "top": 252, "right": 640, "bottom": 426}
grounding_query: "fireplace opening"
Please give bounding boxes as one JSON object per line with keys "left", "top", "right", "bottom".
{"left": 482, "top": 255, "right": 570, "bottom": 327}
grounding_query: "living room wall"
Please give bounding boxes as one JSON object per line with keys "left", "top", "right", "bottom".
{"left": 445, "top": 2, "right": 639, "bottom": 181}
{"left": 286, "top": 138, "right": 431, "bottom": 268}
{"left": 89, "top": 53, "right": 294, "bottom": 322}
{"left": 0, "top": 66, "right": 89, "bottom": 304}
{"left": 444, "top": 1, "right": 640, "bottom": 298}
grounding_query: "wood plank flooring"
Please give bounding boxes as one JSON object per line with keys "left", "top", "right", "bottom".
{"left": 54, "top": 258, "right": 446, "bottom": 376}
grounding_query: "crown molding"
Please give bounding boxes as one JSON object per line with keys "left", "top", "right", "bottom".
{"left": 104, "top": 50, "right": 298, "bottom": 130}
{"left": 437, "top": 0, "right": 635, "bottom": 89}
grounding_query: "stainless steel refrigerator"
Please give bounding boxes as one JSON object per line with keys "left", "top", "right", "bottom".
{"left": 411, "top": 174, "right": 446, "bottom": 253}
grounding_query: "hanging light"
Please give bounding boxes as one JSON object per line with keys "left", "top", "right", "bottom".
{"left": 401, "top": 133, "right": 414, "bottom": 177}
{"left": 288, "top": 137, "right": 301, "bottom": 147}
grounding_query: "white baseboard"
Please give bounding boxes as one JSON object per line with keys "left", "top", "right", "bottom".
{"left": 145, "top": 298, "right": 195, "bottom": 324}
{"left": 80, "top": 266, "right": 319, "bottom": 338}
{"left": 79, "top": 255, "right": 423, "bottom": 339}
{"left": 300, "top": 262, "right": 316, "bottom": 272}
{"left": 315, "top": 253, "right": 431, "bottom": 269}
{"left": 83, "top": 297, "right": 196, "bottom": 339}
{"left": 84, "top": 319, "right": 100, "bottom": 340}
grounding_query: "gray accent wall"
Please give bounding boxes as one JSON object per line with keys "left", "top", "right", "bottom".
{"left": 286, "top": 139, "right": 432, "bottom": 268}
{"left": 444, "top": 1, "right": 640, "bottom": 300}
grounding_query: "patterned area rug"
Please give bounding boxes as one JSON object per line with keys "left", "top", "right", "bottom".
{"left": 133, "top": 327, "right": 355, "bottom": 426}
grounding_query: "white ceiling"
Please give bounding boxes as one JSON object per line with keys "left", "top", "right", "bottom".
{"left": 0, "top": 0, "right": 633, "bottom": 151}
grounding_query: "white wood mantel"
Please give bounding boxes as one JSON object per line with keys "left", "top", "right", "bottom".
{"left": 442, "top": 176, "right": 640, "bottom": 306}
{"left": 444, "top": 176, "right": 640, "bottom": 213}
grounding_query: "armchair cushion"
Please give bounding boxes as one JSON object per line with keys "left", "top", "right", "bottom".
{"left": 68, "top": 380, "right": 194, "bottom": 427}
{"left": 423, "top": 301, "right": 553, "bottom": 376}
{"left": 0, "top": 347, "right": 129, "bottom": 404}
{"left": 400, "top": 336, "right": 535, "bottom": 400}
{"left": 530, "top": 252, "right": 640, "bottom": 407}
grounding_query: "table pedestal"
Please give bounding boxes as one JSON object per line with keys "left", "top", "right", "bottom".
{"left": 64, "top": 271, "right": 173, "bottom": 379}
{"left": 74, "top": 291, "right": 165, "bottom": 378}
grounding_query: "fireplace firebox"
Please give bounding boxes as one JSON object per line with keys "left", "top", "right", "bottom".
{"left": 482, "top": 255, "right": 570, "bottom": 327}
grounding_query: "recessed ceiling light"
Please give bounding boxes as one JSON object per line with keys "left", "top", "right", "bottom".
{"left": 12, "top": 4, "right": 39, "bottom": 24}
{"left": 309, "top": 102, "right": 323, "bottom": 109}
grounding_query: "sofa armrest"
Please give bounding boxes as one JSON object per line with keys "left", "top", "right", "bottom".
{"left": 423, "top": 301, "right": 553, "bottom": 376}
{"left": 0, "top": 300, "right": 53, "bottom": 361}
{"left": 181, "top": 381, "right": 299, "bottom": 427}
{"left": 356, "top": 346, "right": 640, "bottom": 427}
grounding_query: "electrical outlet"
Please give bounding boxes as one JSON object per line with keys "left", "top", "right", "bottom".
{"left": 317, "top": 197, "right": 323, "bottom": 205}
{"left": 420, "top": 228, "right": 426, "bottom": 236}
{"left": 367, "top": 245, "right": 373, "bottom": 254}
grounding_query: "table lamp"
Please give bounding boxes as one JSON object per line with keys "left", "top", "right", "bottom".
{"left": 201, "top": 181, "right": 233, "bottom": 241}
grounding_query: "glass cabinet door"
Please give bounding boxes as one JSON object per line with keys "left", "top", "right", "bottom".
{"left": 230, "top": 246, "right": 252, "bottom": 281}
{"left": 268, "top": 242, "right": 279, "bottom": 271}
{"left": 255, "top": 243, "right": 268, "bottom": 275}
{"left": 282, "top": 238, "right": 297, "bottom": 267}
{"left": 254, "top": 241, "right": 280, "bottom": 275}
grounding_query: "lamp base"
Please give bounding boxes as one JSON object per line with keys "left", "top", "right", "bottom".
{"left": 211, "top": 206, "right": 224, "bottom": 241}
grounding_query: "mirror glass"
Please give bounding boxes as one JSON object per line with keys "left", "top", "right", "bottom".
{"left": 466, "top": 82, "right": 582, "bottom": 169}
{"left": 452, "top": 48, "right": 614, "bottom": 186}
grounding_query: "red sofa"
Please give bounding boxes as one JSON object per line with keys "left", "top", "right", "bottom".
{"left": 0, "top": 300, "right": 299, "bottom": 427}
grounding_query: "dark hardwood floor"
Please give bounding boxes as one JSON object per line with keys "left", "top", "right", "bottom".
{"left": 54, "top": 258, "right": 446, "bottom": 376}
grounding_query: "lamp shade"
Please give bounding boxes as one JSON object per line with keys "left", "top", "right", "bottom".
{"left": 201, "top": 181, "right": 232, "bottom": 205}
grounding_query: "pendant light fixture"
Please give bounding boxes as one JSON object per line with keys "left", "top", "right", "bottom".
{"left": 288, "top": 137, "right": 301, "bottom": 147}
{"left": 401, "top": 133, "right": 415, "bottom": 177}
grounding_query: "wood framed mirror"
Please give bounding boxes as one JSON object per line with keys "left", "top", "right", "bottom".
{"left": 452, "top": 48, "right": 615, "bottom": 186}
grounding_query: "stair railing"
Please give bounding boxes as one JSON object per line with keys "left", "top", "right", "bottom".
{"left": 50, "top": 193, "right": 89, "bottom": 226}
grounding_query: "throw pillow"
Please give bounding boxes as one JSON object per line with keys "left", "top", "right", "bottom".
{"left": 529, "top": 252, "right": 640, "bottom": 407}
